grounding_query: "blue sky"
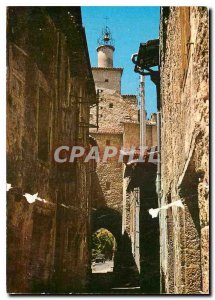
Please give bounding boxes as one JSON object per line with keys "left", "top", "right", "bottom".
{"left": 81, "top": 6, "right": 160, "bottom": 118}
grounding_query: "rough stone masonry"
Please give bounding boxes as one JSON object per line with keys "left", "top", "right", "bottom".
{"left": 7, "top": 7, "right": 96, "bottom": 293}
{"left": 159, "top": 7, "right": 209, "bottom": 294}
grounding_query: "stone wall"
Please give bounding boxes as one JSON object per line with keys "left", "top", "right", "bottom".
{"left": 159, "top": 7, "right": 209, "bottom": 294}
{"left": 123, "top": 123, "right": 140, "bottom": 149}
{"left": 146, "top": 123, "right": 157, "bottom": 147}
{"left": 90, "top": 133, "right": 123, "bottom": 213}
{"left": 122, "top": 118, "right": 157, "bottom": 149}
{"left": 90, "top": 91, "right": 138, "bottom": 134}
{"left": 92, "top": 68, "right": 123, "bottom": 93}
{"left": 90, "top": 84, "right": 139, "bottom": 214}
{"left": 7, "top": 7, "right": 96, "bottom": 293}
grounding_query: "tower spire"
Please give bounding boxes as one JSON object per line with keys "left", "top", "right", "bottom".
{"left": 97, "top": 22, "right": 115, "bottom": 68}
{"left": 97, "top": 20, "right": 115, "bottom": 47}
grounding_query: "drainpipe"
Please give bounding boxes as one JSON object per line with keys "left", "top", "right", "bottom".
{"left": 135, "top": 188, "right": 140, "bottom": 272}
{"left": 156, "top": 111, "right": 161, "bottom": 206}
{"left": 140, "top": 75, "right": 146, "bottom": 148}
{"left": 156, "top": 110, "right": 162, "bottom": 294}
{"left": 139, "top": 77, "right": 142, "bottom": 148}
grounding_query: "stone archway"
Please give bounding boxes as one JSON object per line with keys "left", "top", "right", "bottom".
{"left": 91, "top": 207, "right": 122, "bottom": 273}
{"left": 92, "top": 207, "right": 122, "bottom": 244}
{"left": 89, "top": 207, "right": 122, "bottom": 291}
{"left": 91, "top": 207, "right": 140, "bottom": 290}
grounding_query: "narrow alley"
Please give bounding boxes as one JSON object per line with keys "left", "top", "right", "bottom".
{"left": 6, "top": 6, "right": 209, "bottom": 295}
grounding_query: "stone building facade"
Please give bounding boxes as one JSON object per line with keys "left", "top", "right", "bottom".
{"left": 7, "top": 7, "right": 96, "bottom": 293}
{"left": 159, "top": 7, "right": 209, "bottom": 294}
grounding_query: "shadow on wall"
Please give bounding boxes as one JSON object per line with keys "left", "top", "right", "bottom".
{"left": 91, "top": 172, "right": 106, "bottom": 209}
{"left": 119, "top": 231, "right": 140, "bottom": 288}
{"left": 126, "top": 162, "right": 160, "bottom": 294}
{"left": 139, "top": 164, "right": 160, "bottom": 294}
{"left": 178, "top": 154, "right": 203, "bottom": 293}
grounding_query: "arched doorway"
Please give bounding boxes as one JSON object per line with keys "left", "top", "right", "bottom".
{"left": 90, "top": 208, "right": 123, "bottom": 291}
{"left": 91, "top": 207, "right": 123, "bottom": 271}
{"left": 90, "top": 207, "right": 140, "bottom": 291}
{"left": 91, "top": 228, "right": 117, "bottom": 274}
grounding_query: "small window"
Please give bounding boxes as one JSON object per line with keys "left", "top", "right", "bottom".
{"left": 100, "top": 106, "right": 103, "bottom": 110}
{"left": 124, "top": 115, "right": 131, "bottom": 120}
{"left": 106, "top": 182, "right": 111, "bottom": 190}
{"left": 109, "top": 103, "right": 113, "bottom": 108}
{"left": 105, "top": 79, "right": 109, "bottom": 82}
{"left": 106, "top": 140, "right": 110, "bottom": 146}
{"left": 99, "top": 114, "right": 103, "bottom": 118}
